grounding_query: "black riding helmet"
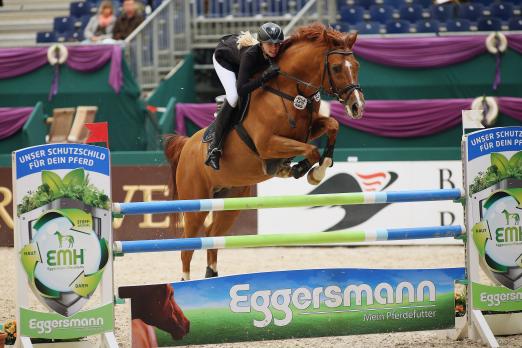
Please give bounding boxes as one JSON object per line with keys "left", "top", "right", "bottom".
{"left": 258, "top": 22, "right": 284, "bottom": 44}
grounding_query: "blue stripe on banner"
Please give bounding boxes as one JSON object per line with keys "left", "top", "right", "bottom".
{"left": 467, "top": 126, "right": 522, "bottom": 161}
{"left": 121, "top": 238, "right": 203, "bottom": 253}
{"left": 386, "top": 225, "right": 463, "bottom": 240}
{"left": 385, "top": 189, "right": 461, "bottom": 203}
{"left": 376, "top": 229, "right": 388, "bottom": 241}
{"left": 374, "top": 192, "right": 387, "bottom": 203}
{"left": 15, "top": 144, "right": 110, "bottom": 179}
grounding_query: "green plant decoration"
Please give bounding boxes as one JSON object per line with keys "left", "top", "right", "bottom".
{"left": 470, "top": 151, "right": 522, "bottom": 195}
{"left": 17, "top": 168, "right": 109, "bottom": 215}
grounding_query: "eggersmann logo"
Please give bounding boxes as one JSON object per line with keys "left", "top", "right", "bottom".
{"left": 29, "top": 317, "right": 104, "bottom": 334}
{"left": 229, "top": 280, "right": 436, "bottom": 327}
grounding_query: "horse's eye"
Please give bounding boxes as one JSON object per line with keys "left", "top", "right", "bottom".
{"left": 332, "top": 64, "right": 342, "bottom": 73}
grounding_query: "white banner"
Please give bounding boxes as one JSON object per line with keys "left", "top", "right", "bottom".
{"left": 258, "top": 161, "right": 464, "bottom": 244}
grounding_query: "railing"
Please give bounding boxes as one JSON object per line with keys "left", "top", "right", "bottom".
{"left": 124, "top": 0, "right": 337, "bottom": 87}
{"left": 124, "top": 0, "right": 191, "bottom": 90}
{"left": 283, "top": 0, "right": 337, "bottom": 35}
{"left": 190, "top": 0, "right": 336, "bottom": 48}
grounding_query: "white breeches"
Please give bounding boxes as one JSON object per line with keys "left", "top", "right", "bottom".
{"left": 213, "top": 54, "right": 239, "bottom": 107}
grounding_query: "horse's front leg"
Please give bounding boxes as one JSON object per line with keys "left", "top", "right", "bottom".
{"left": 256, "top": 135, "right": 321, "bottom": 179}
{"left": 306, "top": 116, "right": 339, "bottom": 185}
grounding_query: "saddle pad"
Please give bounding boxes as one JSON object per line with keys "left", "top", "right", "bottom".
{"left": 201, "top": 95, "right": 251, "bottom": 144}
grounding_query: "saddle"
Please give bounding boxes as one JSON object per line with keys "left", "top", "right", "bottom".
{"left": 201, "top": 94, "right": 291, "bottom": 175}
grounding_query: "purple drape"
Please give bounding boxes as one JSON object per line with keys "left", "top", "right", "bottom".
{"left": 67, "top": 45, "right": 122, "bottom": 93}
{"left": 175, "top": 103, "right": 216, "bottom": 136}
{"left": 0, "top": 48, "right": 48, "bottom": 78}
{"left": 506, "top": 34, "right": 522, "bottom": 54}
{"left": 0, "top": 107, "right": 33, "bottom": 139}
{"left": 498, "top": 97, "right": 522, "bottom": 121}
{"left": 0, "top": 45, "right": 122, "bottom": 93}
{"left": 175, "top": 97, "right": 522, "bottom": 138}
{"left": 354, "top": 35, "right": 487, "bottom": 68}
{"left": 354, "top": 34, "right": 522, "bottom": 68}
{"left": 330, "top": 99, "right": 469, "bottom": 137}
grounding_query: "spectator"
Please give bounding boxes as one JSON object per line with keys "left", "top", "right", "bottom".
{"left": 113, "top": 0, "right": 145, "bottom": 40}
{"left": 83, "top": 1, "right": 116, "bottom": 43}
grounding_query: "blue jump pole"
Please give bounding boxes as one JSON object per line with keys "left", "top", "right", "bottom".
{"left": 114, "top": 225, "right": 464, "bottom": 254}
{"left": 113, "top": 188, "right": 463, "bottom": 215}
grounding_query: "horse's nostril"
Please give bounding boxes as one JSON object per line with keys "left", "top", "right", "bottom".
{"left": 352, "top": 104, "right": 358, "bottom": 115}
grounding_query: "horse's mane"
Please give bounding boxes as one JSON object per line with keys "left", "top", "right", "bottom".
{"left": 285, "top": 22, "right": 347, "bottom": 48}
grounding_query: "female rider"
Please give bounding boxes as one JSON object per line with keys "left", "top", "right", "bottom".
{"left": 205, "top": 22, "right": 285, "bottom": 170}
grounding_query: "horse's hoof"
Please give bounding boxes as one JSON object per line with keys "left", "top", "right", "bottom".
{"left": 205, "top": 266, "right": 218, "bottom": 278}
{"left": 321, "top": 157, "right": 332, "bottom": 168}
{"left": 307, "top": 157, "right": 331, "bottom": 185}
{"left": 307, "top": 169, "right": 321, "bottom": 185}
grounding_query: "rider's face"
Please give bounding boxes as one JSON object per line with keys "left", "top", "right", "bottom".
{"left": 261, "top": 42, "right": 280, "bottom": 58}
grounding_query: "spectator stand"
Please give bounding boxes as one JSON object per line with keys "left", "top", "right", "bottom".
{"left": 330, "top": 0, "right": 522, "bottom": 37}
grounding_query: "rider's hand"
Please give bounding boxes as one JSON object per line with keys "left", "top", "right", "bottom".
{"left": 261, "top": 64, "right": 280, "bottom": 82}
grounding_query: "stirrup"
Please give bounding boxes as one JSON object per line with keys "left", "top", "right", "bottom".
{"left": 205, "top": 147, "right": 222, "bottom": 169}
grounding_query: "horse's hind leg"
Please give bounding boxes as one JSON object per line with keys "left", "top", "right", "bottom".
{"left": 205, "top": 186, "right": 251, "bottom": 278}
{"left": 181, "top": 211, "right": 209, "bottom": 280}
{"left": 204, "top": 210, "right": 242, "bottom": 278}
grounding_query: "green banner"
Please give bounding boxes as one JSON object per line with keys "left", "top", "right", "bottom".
{"left": 120, "top": 268, "right": 464, "bottom": 346}
{"left": 20, "top": 303, "right": 114, "bottom": 339}
{"left": 472, "top": 282, "right": 522, "bottom": 312}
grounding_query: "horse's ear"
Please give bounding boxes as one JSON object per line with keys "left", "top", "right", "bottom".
{"left": 344, "top": 32, "right": 357, "bottom": 49}
{"left": 323, "top": 28, "right": 329, "bottom": 42}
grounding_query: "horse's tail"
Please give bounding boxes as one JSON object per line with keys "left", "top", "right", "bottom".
{"left": 163, "top": 134, "right": 188, "bottom": 200}
{"left": 163, "top": 134, "right": 189, "bottom": 236}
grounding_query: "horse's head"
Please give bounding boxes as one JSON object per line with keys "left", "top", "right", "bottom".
{"left": 323, "top": 32, "right": 365, "bottom": 119}
{"left": 281, "top": 23, "right": 365, "bottom": 119}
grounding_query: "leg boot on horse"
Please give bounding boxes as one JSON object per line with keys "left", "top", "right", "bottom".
{"left": 205, "top": 100, "right": 235, "bottom": 170}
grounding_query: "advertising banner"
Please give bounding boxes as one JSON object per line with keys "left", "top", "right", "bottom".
{"left": 0, "top": 165, "right": 256, "bottom": 246}
{"left": 258, "top": 161, "right": 463, "bottom": 244}
{"left": 120, "top": 268, "right": 465, "bottom": 346}
{"left": 13, "top": 144, "right": 114, "bottom": 339}
{"left": 464, "top": 126, "right": 522, "bottom": 311}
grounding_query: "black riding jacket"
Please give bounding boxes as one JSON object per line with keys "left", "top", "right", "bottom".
{"left": 214, "top": 34, "right": 272, "bottom": 98}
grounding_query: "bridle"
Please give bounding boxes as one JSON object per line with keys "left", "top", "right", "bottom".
{"left": 323, "top": 49, "right": 362, "bottom": 103}
{"left": 275, "top": 48, "right": 363, "bottom": 104}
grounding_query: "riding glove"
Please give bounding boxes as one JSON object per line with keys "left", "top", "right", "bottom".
{"left": 261, "top": 64, "right": 280, "bottom": 82}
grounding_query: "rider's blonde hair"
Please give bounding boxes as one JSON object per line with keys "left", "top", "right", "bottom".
{"left": 236, "top": 31, "right": 259, "bottom": 49}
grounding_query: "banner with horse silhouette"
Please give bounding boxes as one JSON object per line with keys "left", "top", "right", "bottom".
{"left": 119, "top": 268, "right": 465, "bottom": 346}
{"left": 13, "top": 143, "right": 114, "bottom": 339}
{"left": 258, "top": 161, "right": 464, "bottom": 244}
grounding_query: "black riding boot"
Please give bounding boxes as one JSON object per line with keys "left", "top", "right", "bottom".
{"left": 205, "top": 100, "right": 235, "bottom": 170}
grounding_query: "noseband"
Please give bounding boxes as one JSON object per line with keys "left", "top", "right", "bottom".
{"left": 276, "top": 48, "right": 363, "bottom": 104}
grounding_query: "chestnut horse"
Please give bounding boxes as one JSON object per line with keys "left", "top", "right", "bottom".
{"left": 165, "top": 23, "right": 365, "bottom": 280}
